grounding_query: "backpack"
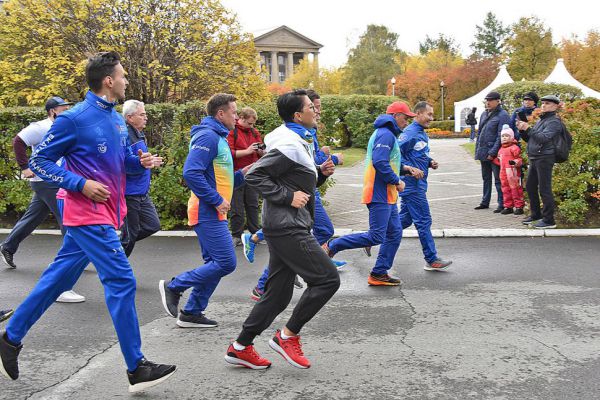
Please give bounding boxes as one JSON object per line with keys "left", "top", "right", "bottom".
{"left": 554, "top": 120, "right": 573, "bottom": 163}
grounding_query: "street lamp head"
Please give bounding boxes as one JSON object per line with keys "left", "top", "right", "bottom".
{"left": 440, "top": 80, "right": 444, "bottom": 87}
{"left": 391, "top": 77, "right": 396, "bottom": 85}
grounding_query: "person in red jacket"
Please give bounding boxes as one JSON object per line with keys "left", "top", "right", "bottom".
{"left": 495, "top": 124, "right": 524, "bottom": 215}
{"left": 227, "top": 107, "right": 264, "bottom": 246}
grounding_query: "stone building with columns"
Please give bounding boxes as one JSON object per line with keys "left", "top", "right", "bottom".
{"left": 254, "top": 25, "right": 322, "bottom": 84}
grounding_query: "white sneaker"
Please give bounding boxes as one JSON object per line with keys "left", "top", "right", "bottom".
{"left": 56, "top": 290, "right": 86, "bottom": 303}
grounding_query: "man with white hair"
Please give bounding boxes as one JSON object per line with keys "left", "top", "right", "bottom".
{"left": 120, "top": 100, "right": 163, "bottom": 256}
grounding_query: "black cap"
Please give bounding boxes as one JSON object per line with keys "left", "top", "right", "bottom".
{"left": 540, "top": 94, "right": 560, "bottom": 104}
{"left": 45, "top": 96, "right": 73, "bottom": 112}
{"left": 523, "top": 91, "right": 539, "bottom": 104}
{"left": 484, "top": 91, "right": 501, "bottom": 100}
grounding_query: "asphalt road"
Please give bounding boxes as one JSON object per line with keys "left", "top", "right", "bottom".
{"left": 1, "top": 234, "right": 599, "bottom": 399}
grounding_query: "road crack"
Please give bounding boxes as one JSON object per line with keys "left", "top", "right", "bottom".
{"left": 397, "top": 288, "right": 416, "bottom": 356}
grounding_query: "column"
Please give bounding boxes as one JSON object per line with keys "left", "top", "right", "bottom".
{"left": 313, "top": 52, "right": 319, "bottom": 69}
{"left": 270, "top": 51, "right": 279, "bottom": 83}
{"left": 303, "top": 52, "right": 310, "bottom": 63}
{"left": 287, "top": 52, "right": 294, "bottom": 78}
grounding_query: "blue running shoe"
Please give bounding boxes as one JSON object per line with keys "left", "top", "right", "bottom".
{"left": 242, "top": 233, "right": 256, "bottom": 263}
{"left": 332, "top": 259, "right": 347, "bottom": 270}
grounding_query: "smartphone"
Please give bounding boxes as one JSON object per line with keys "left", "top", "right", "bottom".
{"left": 517, "top": 111, "right": 528, "bottom": 122}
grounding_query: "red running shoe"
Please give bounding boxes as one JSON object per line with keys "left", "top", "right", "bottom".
{"left": 224, "top": 344, "right": 271, "bottom": 370}
{"left": 268, "top": 330, "right": 310, "bottom": 369}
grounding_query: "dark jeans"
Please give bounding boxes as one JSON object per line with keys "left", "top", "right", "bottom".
{"left": 229, "top": 183, "right": 261, "bottom": 238}
{"left": 120, "top": 194, "right": 161, "bottom": 257}
{"left": 480, "top": 160, "right": 503, "bottom": 208}
{"left": 526, "top": 156, "right": 555, "bottom": 223}
{"left": 236, "top": 230, "right": 340, "bottom": 345}
{"left": 2, "top": 181, "right": 63, "bottom": 254}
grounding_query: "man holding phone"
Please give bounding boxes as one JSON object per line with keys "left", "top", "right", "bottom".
{"left": 227, "top": 107, "right": 264, "bottom": 246}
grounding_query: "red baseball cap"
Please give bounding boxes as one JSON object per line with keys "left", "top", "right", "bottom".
{"left": 386, "top": 101, "right": 416, "bottom": 117}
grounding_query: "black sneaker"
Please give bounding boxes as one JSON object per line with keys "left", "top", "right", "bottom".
{"left": 493, "top": 207, "right": 503, "bottom": 213}
{"left": 176, "top": 311, "right": 218, "bottom": 328}
{"left": 534, "top": 220, "right": 557, "bottom": 229}
{"left": 522, "top": 216, "right": 540, "bottom": 225}
{"left": 1, "top": 246, "right": 16, "bottom": 269}
{"left": 0, "top": 310, "right": 13, "bottom": 323}
{"left": 127, "top": 357, "right": 176, "bottom": 393}
{"left": 159, "top": 279, "right": 181, "bottom": 318}
{"left": 363, "top": 246, "right": 372, "bottom": 257}
{"left": 233, "top": 237, "right": 243, "bottom": 247}
{"left": 500, "top": 208, "right": 513, "bottom": 215}
{"left": 0, "top": 332, "right": 22, "bottom": 380}
{"left": 474, "top": 204, "right": 489, "bottom": 210}
{"left": 514, "top": 208, "right": 524, "bottom": 215}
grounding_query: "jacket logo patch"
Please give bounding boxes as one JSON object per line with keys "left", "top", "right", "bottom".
{"left": 414, "top": 141, "right": 427, "bottom": 151}
{"left": 98, "top": 142, "right": 107, "bottom": 154}
{"left": 375, "top": 143, "right": 391, "bottom": 149}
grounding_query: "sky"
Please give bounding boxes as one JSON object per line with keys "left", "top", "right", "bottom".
{"left": 220, "top": 0, "right": 600, "bottom": 68}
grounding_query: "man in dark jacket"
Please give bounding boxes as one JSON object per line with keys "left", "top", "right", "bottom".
{"left": 474, "top": 91, "right": 510, "bottom": 212}
{"left": 120, "top": 100, "right": 163, "bottom": 256}
{"left": 466, "top": 107, "right": 477, "bottom": 142}
{"left": 224, "top": 89, "right": 339, "bottom": 370}
{"left": 510, "top": 92, "right": 539, "bottom": 138}
{"left": 516, "top": 94, "right": 562, "bottom": 229}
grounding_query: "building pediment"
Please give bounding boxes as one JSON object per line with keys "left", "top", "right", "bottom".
{"left": 254, "top": 25, "right": 322, "bottom": 51}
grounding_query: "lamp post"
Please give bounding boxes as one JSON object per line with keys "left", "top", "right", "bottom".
{"left": 391, "top": 77, "right": 396, "bottom": 97}
{"left": 440, "top": 80, "right": 445, "bottom": 120}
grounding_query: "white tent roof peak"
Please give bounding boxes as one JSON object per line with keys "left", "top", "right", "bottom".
{"left": 544, "top": 58, "right": 600, "bottom": 98}
{"left": 453, "top": 64, "right": 515, "bottom": 132}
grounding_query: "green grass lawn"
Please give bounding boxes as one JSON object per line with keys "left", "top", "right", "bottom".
{"left": 461, "top": 142, "right": 475, "bottom": 156}
{"left": 334, "top": 147, "right": 366, "bottom": 167}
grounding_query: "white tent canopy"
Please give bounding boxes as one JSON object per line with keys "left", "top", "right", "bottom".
{"left": 544, "top": 58, "right": 600, "bottom": 99}
{"left": 453, "top": 65, "right": 514, "bottom": 132}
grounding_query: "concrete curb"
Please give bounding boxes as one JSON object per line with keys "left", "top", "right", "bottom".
{"left": 2, "top": 228, "right": 598, "bottom": 238}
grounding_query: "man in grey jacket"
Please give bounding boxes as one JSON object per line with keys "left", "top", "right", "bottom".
{"left": 474, "top": 91, "right": 511, "bottom": 212}
{"left": 224, "top": 89, "right": 339, "bottom": 371}
{"left": 516, "top": 95, "right": 562, "bottom": 229}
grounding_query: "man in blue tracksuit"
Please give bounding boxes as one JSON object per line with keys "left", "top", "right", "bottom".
{"left": 323, "top": 101, "right": 420, "bottom": 286}
{"left": 397, "top": 102, "right": 452, "bottom": 271}
{"left": 0, "top": 52, "right": 175, "bottom": 393}
{"left": 159, "top": 93, "right": 247, "bottom": 328}
{"left": 120, "top": 100, "right": 162, "bottom": 256}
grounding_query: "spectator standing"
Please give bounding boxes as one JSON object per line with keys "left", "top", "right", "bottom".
{"left": 466, "top": 107, "right": 478, "bottom": 142}
{"left": 119, "top": 100, "right": 163, "bottom": 257}
{"left": 474, "top": 91, "right": 510, "bottom": 213}
{"left": 510, "top": 92, "right": 539, "bottom": 139}
{"left": 495, "top": 125, "right": 524, "bottom": 215}
{"left": 1, "top": 96, "right": 85, "bottom": 304}
{"left": 227, "top": 107, "right": 263, "bottom": 246}
{"left": 516, "top": 95, "right": 562, "bottom": 229}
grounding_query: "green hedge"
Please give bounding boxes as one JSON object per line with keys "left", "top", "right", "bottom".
{"left": 429, "top": 120, "right": 454, "bottom": 131}
{"left": 2, "top": 95, "right": 597, "bottom": 227}
{"left": 495, "top": 81, "right": 583, "bottom": 111}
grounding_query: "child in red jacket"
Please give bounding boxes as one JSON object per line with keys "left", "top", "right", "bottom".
{"left": 495, "top": 124, "right": 524, "bottom": 215}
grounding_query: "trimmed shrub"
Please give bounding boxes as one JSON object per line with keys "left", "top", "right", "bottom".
{"left": 429, "top": 120, "right": 454, "bottom": 131}
{"left": 495, "top": 81, "right": 583, "bottom": 111}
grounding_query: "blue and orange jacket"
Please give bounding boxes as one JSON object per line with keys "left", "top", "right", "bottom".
{"left": 361, "top": 114, "right": 402, "bottom": 205}
{"left": 30, "top": 91, "right": 145, "bottom": 228}
{"left": 125, "top": 123, "right": 151, "bottom": 195}
{"left": 398, "top": 121, "right": 433, "bottom": 196}
{"left": 185, "top": 117, "right": 244, "bottom": 225}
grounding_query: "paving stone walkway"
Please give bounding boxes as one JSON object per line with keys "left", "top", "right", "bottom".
{"left": 324, "top": 138, "right": 527, "bottom": 231}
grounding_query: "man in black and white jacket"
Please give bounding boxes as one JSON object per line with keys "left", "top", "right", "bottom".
{"left": 224, "top": 89, "right": 340, "bottom": 370}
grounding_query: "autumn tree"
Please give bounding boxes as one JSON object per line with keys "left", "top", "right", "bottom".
{"left": 504, "top": 16, "right": 559, "bottom": 81}
{"left": 283, "top": 59, "right": 345, "bottom": 95}
{"left": 561, "top": 31, "right": 600, "bottom": 91}
{"left": 344, "top": 25, "right": 405, "bottom": 95}
{"left": 471, "top": 12, "right": 509, "bottom": 60}
{"left": 0, "top": 0, "right": 269, "bottom": 106}
{"left": 419, "top": 34, "right": 460, "bottom": 56}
